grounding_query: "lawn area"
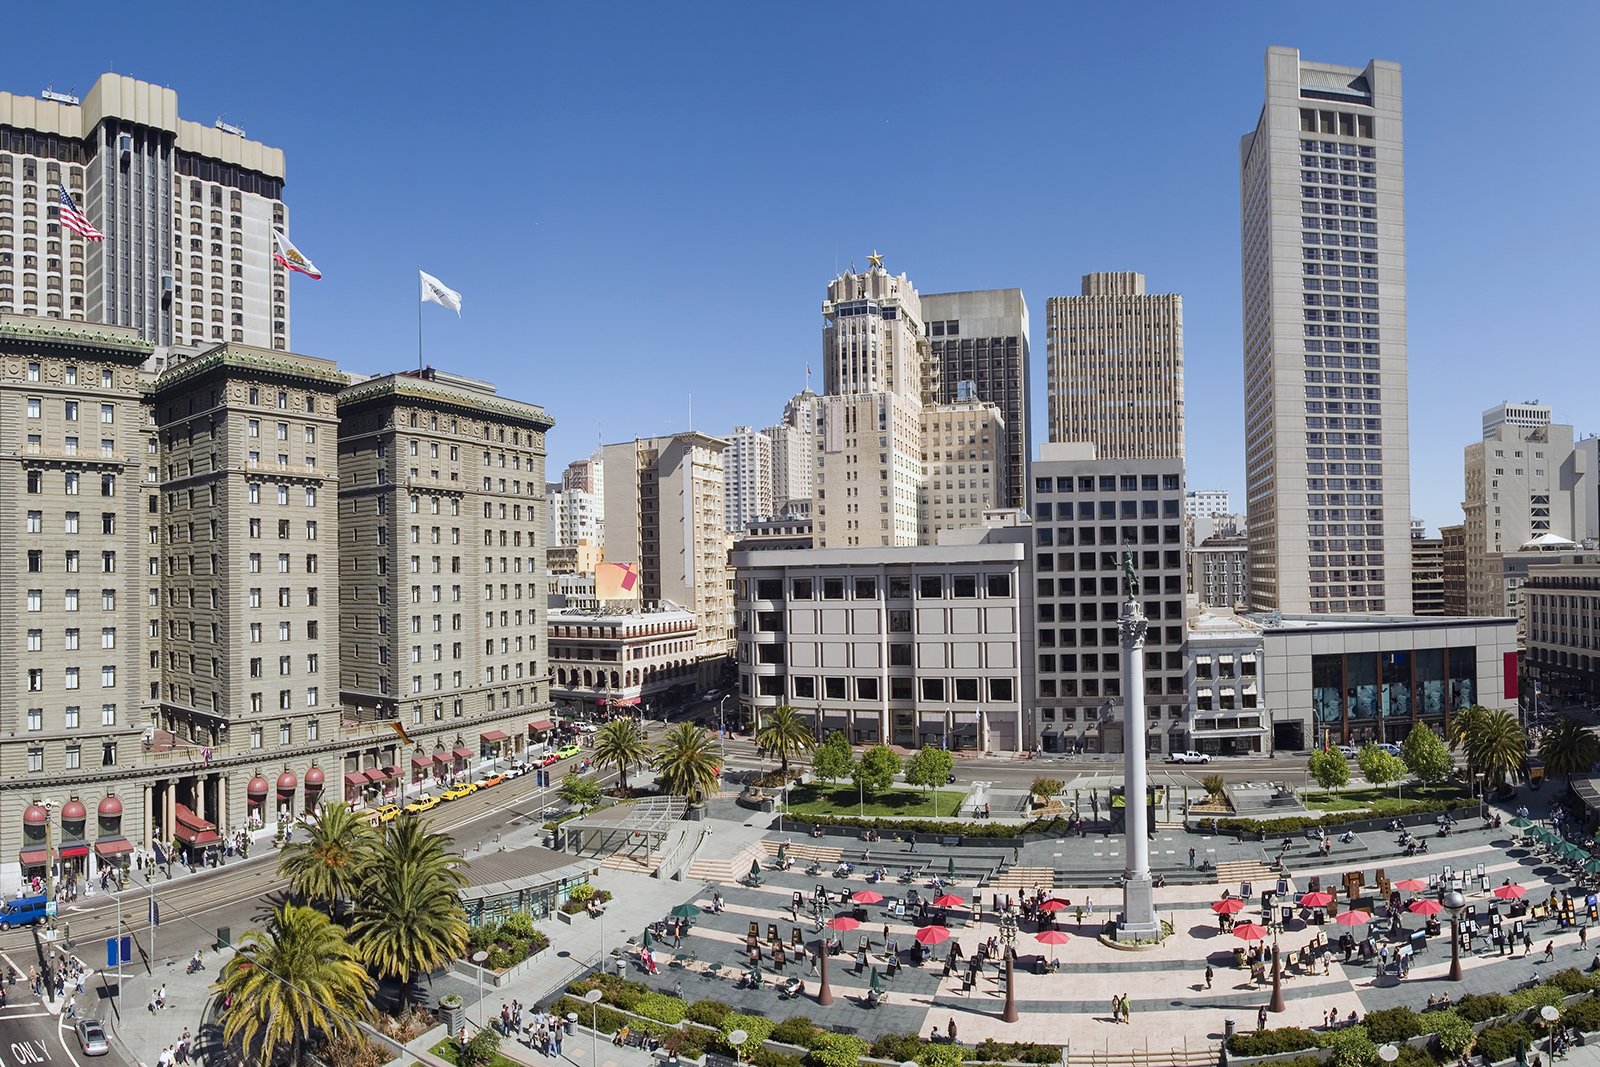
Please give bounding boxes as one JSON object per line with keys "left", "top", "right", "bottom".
{"left": 426, "top": 1038, "right": 520, "bottom": 1067}
{"left": 785, "top": 783, "right": 967, "bottom": 817}
{"left": 1303, "top": 784, "right": 1464, "bottom": 813}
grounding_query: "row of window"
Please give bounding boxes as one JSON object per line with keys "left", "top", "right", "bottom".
{"left": 24, "top": 588, "right": 117, "bottom": 611}
{"left": 752, "top": 673, "right": 1016, "bottom": 704}
{"left": 21, "top": 741, "right": 118, "bottom": 773}
{"left": 25, "top": 665, "right": 118, "bottom": 689}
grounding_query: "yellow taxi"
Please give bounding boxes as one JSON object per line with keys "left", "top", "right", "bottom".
{"left": 373, "top": 804, "right": 401, "bottom": 823}
{"left": 441, "top": 783, "right": 479, "bottom": 801}
{"left": 404, "top": 794, "right": 441, "bottom": 814}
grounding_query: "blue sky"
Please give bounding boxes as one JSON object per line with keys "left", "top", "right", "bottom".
{"left": 12, "top": 3, "right": 1598, "bottom": 532}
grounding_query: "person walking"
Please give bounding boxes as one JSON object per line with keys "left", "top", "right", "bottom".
{"left": 1111, "top": 994, "right": 1121, "bottom": 1023}
{"left": 1582, "top": 926, "right": 1589, "bottom": 951}
{"left": 1545, "top": 941, "right": 1556, "bottom": 963}
{"left": 1258, "top": 1005, "right": 1269, "bottom": 1031}
{"left": 1189, "top": 848, "right": 1197, "bottom": 869}
{"left": 1121, "top": 994, "right": 1131, "bottom": 1024}
{"left": 948, "top": 1018, "right": 958, "bottom": 1043}
{"left": 1524, "top": 931, "right": 1534, "bottom": 954}
{"left": 1204, "top": 964, "right": 1214, "bottom": 989}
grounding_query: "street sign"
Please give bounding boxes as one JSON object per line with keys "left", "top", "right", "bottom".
{"left": 105, "top": 936, "right": 131, "bottom": 968}
{"left": 44, "top": 901, "right": 57, "bottom": 918}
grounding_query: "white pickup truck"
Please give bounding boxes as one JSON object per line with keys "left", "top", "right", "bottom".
{"left": 1167, "top": 750, "right": 1211, "bottom": 764}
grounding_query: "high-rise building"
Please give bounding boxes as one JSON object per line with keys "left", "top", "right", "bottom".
{"left": 723, "top": 426, "right": 773, "bottom": 531}
{"left": 1239, "top": 47, "right": 1411, "bottom": 614}
{"left": 1192, "top": 536, "right": 1250, "bottom": 610}
{"left": 1441, "top": 523, "right": 1468, "bottom": 615}
{"left": 918, "top": 390, "right": 1007, "bottom": 543}
{"left": 1463, "top": 402, "right": 1575, "bottom": 615}
{"left": 1411, "top": 536, "right": 1444, "bottom": 615}
{"left": 1186, "top": 489, "right": 1231, "bottom": 518}
{"left": 1046, "top": 273, "right": 1183, "bottom": 460}
{"left": 764, "top": 389, "right": 818, "bottom": 518}
{"left": 601, "top": 433, "right": 733, "bottom": 668}
{"left": 814, "top": 261, "right": 928, "bottom": 548}
{"left": 547, "top": 485, "right": 599, "bottom": 548}
{"left": 921, "top": 289, "right": 1030, "bottom": 510}
{"left": 0, "top": 75, "right": 291, "bottom": 350}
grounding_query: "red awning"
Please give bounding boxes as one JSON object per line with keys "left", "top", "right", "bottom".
{"left": 379, "top": 766, "right": 398, "bottom": 780}
{"left": 186, "top": 829, "right": 222, "bottom": 848}
{"left": 174, "top": 804, "right": 212, "bottom": 831}
{"left": 481, "top": 729, "right": 509, "bottom": 743}
{"left": 364, "top": 769, "right": 388, "bottom": 784}
{"left": 58, "top": 844, "right": 90, "bottom": 859}
{"left": 412, "top": 755, "right": 432, "bottom": 769}
{"left": 19, "top": 848, "right": 49, "bottom": 867}
{"left": 343, "top": 771, "right": 368, "bottom": 787}
{"left": 432, "top": 752, "right": 449, "bottom": 763}
{"left": 528, "top": 720, "right": 554, "bottom": 732}
{"left": 452, "top": 746, "right": 473, "bottom": 761}
{"left": 94, "top": 837, "right": 133, "bottom": 857}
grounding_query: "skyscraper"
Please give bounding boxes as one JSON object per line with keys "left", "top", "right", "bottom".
{"left": 763, "top": 388, "right": 818, "bottom": 518}
{"left": 723, "top": 426, "right": 773, "bottom": 531}
{"left": 1239, "top": 47, "right": 1411, "bottom": 614}
{"left": 921, "top": 289, "right": 1030, "bottom": 510}
{"left": 1046, "top": 273, "right": 1183, "bottom": 460}
{"left": 0, "top": 74, "right": 291, "bottom": 350}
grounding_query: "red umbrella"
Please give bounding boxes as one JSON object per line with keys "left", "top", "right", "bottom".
{"left": 1035, "top": 930, "right": 1072, "bottom": 945}
{"left": 1408, "top": 899, "right": 1443, "bottom": 916}
{"left": 1492, "top": 884, "right": 1527, "bottom": 901}
{"left": 1393, "top": 878, "right": 1429, "bottom": 892}
{"left": 1300, "top": 891, "right": 1334, "bottom": 909}
{"left": 852, "top": 890, "right": 885, "bottom": 905}
{"left": 1212, "top": 898, "right": 1246, "bottom": 915}
{"left": 827, "top": 915, "right": 860, "bottom": 931}
{"left": 1231, "top": 922, "right": 1270, "bottom": 941}
{"left": 1039, "top": 898, "right": 1070, "bottom": 912}
{"left": 931, "top": 894, "right": 966, "bottom": 908}
{"left": 1333, "top": 909, "right": 1371, "bottom": 926}
{"left": 914, "top": 925, "right": 951, "bottom": 945}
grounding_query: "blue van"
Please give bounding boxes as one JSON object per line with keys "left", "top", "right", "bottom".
{"left": 0, "top": 894, "right": 49, "bottom": 930}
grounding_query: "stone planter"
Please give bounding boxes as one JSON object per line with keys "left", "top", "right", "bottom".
{"left": 684, "top": 804, "right": 707, "bottom": 822}
{"left": 438, "top": 995, "right": 464, "bottom": 1036}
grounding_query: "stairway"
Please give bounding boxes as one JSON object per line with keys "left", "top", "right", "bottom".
{"left": 1212, "top": 858, "right": 1279, "bottom": 886}
{"left": 985, "top": 866, "right": 1057, "bottom": 891}
{"left": 685, "top": 843, "right": 766, "bottom": 883}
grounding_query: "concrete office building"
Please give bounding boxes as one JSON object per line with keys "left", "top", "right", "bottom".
{"left": 549, "top": 604, "right": 700, "bottom": 717}
{"left": 1521, "top": 554, "right": 1600, "bottom": 708}
{"left": 1186, "top": 489, "right": 1231, "bottom": 518}
{"left": 1028, "top": 443, "right": 1189, "bottom": 756}
{"left": 1441, "top": 523, "right": 1468, "bottom": 615}
{"left": 1411, "top": 536, "right": 1445, "bottom": 615}
{"left": 814, "top": 261, "right": 928, "bottom": 548}
{"left": 0, "top": 74, "right": 291, "bottom": 350}
{"left": 1186, "top": 609, "right": 1268, "bottom": 756}
{"left": 548, "top": 485, "right": 599, "bottom": 549}
{"left": 1239, "top": 47, "right": 1411, "bottom": 614}
{"left": 723, "top": 426, "right": 773, "bottom": 532}
{"left": 1047, "top": 272, "right": 1184, "bottom": 460}
{"left": 601, "top": 432, "right": 733, "bottom": 670}
{"left": 921, "top": 289, "right": 1031, "bottom": 511}
{"left": 1192, "top": 535, "right": 1250, "bottom": 609}
{"left": 763, "top": 388, "right": 818, "bottom": 519}
{"left": 918, "top": 389, "right": 1007, "bottom": 543}
{"left": 732, "top": 521, "right": 1031, "bottom": 753}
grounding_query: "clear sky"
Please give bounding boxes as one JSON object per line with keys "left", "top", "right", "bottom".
{"left": 11, "top": 2, "right": 1598, "bottom": 533}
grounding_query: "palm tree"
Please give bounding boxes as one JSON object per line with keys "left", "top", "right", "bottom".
{"left": 653, "top": 722, "right": 721, "bottom": 806}
{"left": 1539, "top": 715, "right": 1600, "bottom": 783}
{"left": 213, "top": 903, "right": 373, "bottom": 1067}
{"left": 755, "top": 704, "right": 815, "bottom": 782}
{"left": 1461, "top": 708, "right": 1527, "bottom": 789}
{"left": 1446, "top": 704, "right": 1487, "bottom": 752}
{"left": 592, "top": 718, "right": 649, "bottom": 793}
{"left": 277, "top": 800, "right": 375, "bottom": 912}
{"left": 349, "top": 814, "right": 468, "bottom": 1006}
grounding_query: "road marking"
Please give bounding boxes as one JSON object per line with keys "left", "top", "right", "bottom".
{"left": 0, "top": 1012, "right": 51, "bottom": 1018}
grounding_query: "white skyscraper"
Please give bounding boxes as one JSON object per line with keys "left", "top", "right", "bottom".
{"left": 764, "top": 388, "right": 818, "bottom": 518}
{"left": 723, "top": 426, "right": 773, "bottom": 531}
{"left": 1239, "top": 47, "right": 1411, "bottom": 614}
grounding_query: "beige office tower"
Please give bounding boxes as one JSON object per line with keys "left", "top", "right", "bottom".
{"left": 723, "top": 425, "right": 773, "bottom": 531}
{"left": 1046, "top": 273, "right": 1183, "bottom": 459}
{"left": 763, "top": 388, "right": 818, "bottom": 518}
{"left": 918, "top": 389, "right": 1008, "bottom": 542}
{"left": 1463, "top": 402, "right": 1576, "bottom": 616}
{"left": 601, "top": 432, "right": 733, "bottom": 666}
{"left": 1239, "top": 47, "right": 1411, "bottom": 613}
{"left": 815, "top": 261, "right": 928, "bottom": 548}
{"left": 336, "top": 369, "right": 555, "bottom": 748}
{"left": 0, "top": 74, "right": 291, "bottom": 350}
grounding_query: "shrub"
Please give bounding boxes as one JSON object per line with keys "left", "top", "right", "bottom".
{"left": 1548, "top": 967, "right": 1597, "bottom": 995}
{"left": 569, "top": 884, "right": 597, "bottom": 903}
{"left": 1474, "top": 1021, "right": 1535, "bottom": 1064}
{"left": 1323, "top": 1027, "right": 1376, "bottom": 1067}
{"left": 1212, "top": 795, "right": 1465, "bottom": 836}
{"left": 320, "top": 1035, "right": 389, "bottom": 1067}
{"left": 500, "top": 912, "right": 536, "bottom": 939}
{"left": 1452, "top": 992, "right": 1509, "bottom": 1022}
{"left": 870, "top": 1034, "right": 925, "bottom": 1062}
{"left": 1563, "top": 994, "right": 1600, "bottom": 1033}
{"left": 487, "top": 947, "right": 514, "bottom": 970}
{"left": 806, "top": 1033, "right": 869, "bottom": 1067}
{"left": 1030, "top": 777, "right": 1064, "bottom": 799}
{"left": 1228, "top": 1027, "right": 1319, "bottom": 1056}
{"left": 1429, "top": 1011, "right": 1474, "bottom": 1059}
{"left": 771, "top": 1018, "right": 826, "bottom": 1050}
{"left": 458, "top": 1029, "right": 502, "bottom": 1067}
{"left": 686, "top": 999, "right": 732, "bottom": 1027}
{"left": 634, "top": 992, "right": 686, "bottom": 1025}
{"left": 915, "top": 1045, "right": 966, "bottom": 1067}
{"left": 1201, "top": 774, "right": 1227, "bottom": 799}
{"left": 971, "top": 1041, "right": 1064, "bottom": 1064}
{"left": 1362, "top": 1006, "right": 1422, "bottom": 1042}
{"left": 1506, "top": 982, "right": 1565, "bottom": 1014}
{"left": 720, "top": 1012, "right": 775, "bottom": 1050}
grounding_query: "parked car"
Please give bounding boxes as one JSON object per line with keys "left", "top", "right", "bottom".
{"left": 75, "top": 1019, "right": 110, "bottom": 1057}
{"left": 372, "top": 804, "right": 401, "bottom": 824}
{"left": 505, "top": 764, "right": 529, "bottom": 779}
{"left": 540, "top": 752, "right": 560, "bottom": 767}
{"left": 1337, "top": 745, "right": 1359, "bottom": 759}
{"left": 441, "top": 783, "right": 478, "bottom": 801}
{"left": 1168, "top": 750, "right": 1211, "bottom": 764}
{"left": 404, "top": 794, "right": 441, "bottom": 814}
{"left": 480, "top": 773, "right": 506, "bottom": 789}
{"left": 1377, "top": 743, "right": 1402, "bottom": 757}
{"left": 0, "top": 894, "right": 48, "bottom": 930}
{"left": 573, "top": 722, "right": 599, "bottom": 734}
{"left": 556, "top": 743, "right": 582, "bottom": 760}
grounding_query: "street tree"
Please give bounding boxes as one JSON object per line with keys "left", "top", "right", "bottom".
{"left": 1357, "top": 744, "right": 1409, "bottom": 797}
{"left": 811, "top": 732, "right": 853, "bottom": 785}
{"left": 653, "top": 722, "right": 722, "bottom": 806}
{"left": 1538, "top": 715, "right": 1600, "bottom": 783}
{"left": 852, "top": 744, "right": 902, "bottom": 795}
{"left": 276, "top": 800, "right": 375, "bottom": 913}
{"left": 592, "top": 718, "right": 649, "bottom": 793}
{"left": 1399, "top": 723, "right": 1452, "bottom": 786}
{"left": 755, "top": 704, "right": 815, "bottom": 782}
{"left": 904, "top": 746, "right": 956, "bottom": 815}
{"left": 1461, "top": 708, "right": 1527, "bottom": 789}
{"left": 558, "top": 771, "right": 601, "bottom": 812}
{"left": 1029, "top": 777, "right": 1064, "bottom": 800}
{"left": 350, "top": 815, "right": 468, "bottom": 1007}
{"left": 1307, "top": 748, "right": 1350, "bottom": 797}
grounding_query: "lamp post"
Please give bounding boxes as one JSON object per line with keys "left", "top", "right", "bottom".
{"left": 999, "top": 910, "right": 1019, "bottom": 1023}
{"left": 1540, "top": 1004, "right": 1561, "bottom": 1057}
{"left": 583, "top": 987, "right": 603, "bottom": 1066}
{"left": 1444, "top": 888, "right": 1467, "bottom": 981}
{"left": 471, "top": 950, "right": 489, "bottom": 1024}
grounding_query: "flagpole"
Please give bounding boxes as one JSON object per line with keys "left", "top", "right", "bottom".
{"left": 417, "top": 267, "right": 424, "bottom": 371}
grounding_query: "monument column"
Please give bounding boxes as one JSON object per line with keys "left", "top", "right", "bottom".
{"left": 1116, "top": 553, "right": 1161, "bottom": 940}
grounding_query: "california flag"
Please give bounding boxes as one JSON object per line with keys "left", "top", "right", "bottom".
{"left": 271, "top": 230, "right": 321, "bottom": 280}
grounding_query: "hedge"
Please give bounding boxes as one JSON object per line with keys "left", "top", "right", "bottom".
{"left": 1323, "top": 1027, "right": 1376, "bottom": 1067}
{"left": 1214, "top": 796, "right": 1464, "bottom": 836}
{"left": 791, "top": 813, "right": 1069, "bottom": 838}
{"left": 1452, "top": 993, "right": 1509, "bottom": 1023}
{"left": 1563, "top": 995, "right": 1600, "bottom": 1033}
{"left": 808, "top": 1034, "right": 870, "bottom": 1067}
{"left": 970, "top": 1040, "right": 1066, "bottom": 1064}
{"left": 1228, "top": 1027, "right": 1319, "bottom": 1056}
{"left": 1474, "top": 1021, "right": 1535, "bottom": 1064}
{"left": 686, "top": 999, "right": 732, "bottom": 1028}
{"left": 769, "top": 1018, "right": 826, "bottom": 1050}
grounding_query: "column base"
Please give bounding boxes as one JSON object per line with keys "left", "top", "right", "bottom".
{"left": 1115, "top": 874, "right": 1161, "bottom": 942}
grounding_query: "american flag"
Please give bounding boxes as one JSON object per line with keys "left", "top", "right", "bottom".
{"left": 58, "top": 185, "right": 104, "bottom": 241}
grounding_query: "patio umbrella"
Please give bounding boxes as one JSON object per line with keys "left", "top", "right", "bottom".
{"left": 869, "top": 968, "right": 882, "bottom": 993}
{"left": 1409, "top": 899, "right": 1444, "bottom": 916}
{"left": 671, "top": 904, "right": 700, "bottom": 919}
{"left": 915, "top": 925, "right": 952, "bottom": 945}
{"left": 1584, "top": 858, "right": 1600, "bottom": 877}
{"left": 1212, "top": 898, "right": 1246, "bottom": 915}
{"left": 1035, "top": 930, "right": 1071, "bottom": 945}
{"left": 931, "top": 894, "right": 966, "bottom": 908}
{"left": 1333, "top": 909, "right": 1371, "bottom": 927}
{"left": 750, "top": 858, "right": 762, "bottom": 877}
{"left": 828, "top": 915, "right": 861, "bottom": 932}
{"left": 1300, "top": 891, "right": 1334, "bottom": 909}
{"left": 1510, "top": 817, "right": 1533, "bottom": 829}
{"left": 776, "top": 843, "right": 788, "bottom": 865}
{"left": 852, "top": 890, "right": 885, "bottom": 905}
{"left": 643, "top": 928, "right": 654, "bottom": 947}
{"left": 1393, "top": 878, "right": 1429, "bottom": 892}
{"left": 947, "top": 857, "right": 956, "bottom": 878}
{"left": 1492, "top": 884, "right": 1528, "bottom": 901}
{"left": 1040, "top": 898, "right": 1071, "bottom": 912}
{"left": 1231, "top": 922, "right": 1270, "bottom": 942}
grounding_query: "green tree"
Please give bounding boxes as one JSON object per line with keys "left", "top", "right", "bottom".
{"left": 1461, "top": 708, "right": 1527, "bottom": 789}
{"left": 811, "top": 733, "right": 853, "bottom": 784}
{"left": 213, "top": 903, "right": 373, "bottom": 1067}
{"left": 904, "top": 746, "right": 956, "bottom": 815}
{"left": 1446, "top": 704, "right": 1488, "bottom": 753}
{"left": 1308, "top": 748, "right": 1350, "bottom": 796}
{"left": 1539, "top": 715, "right": 1600, "bottom": 783}
{"left": 653, "top": 722, "right": 722, "bottom": 805}
{"left": 755, "top": 704, "right": 815, "bottom": 781}
{"left": 459, "top": 1027, "right": 502, "bottom": 1067}
{"left": 592, "top": 718, "right": 649, "bottom": 793}
{"left": 350, "top": 814, "right": 468, "bottom": 1007}
{"left": 558, "top": 771, "right": 601, "bottom": 812}
{"left": 1357, "top": 745, "right": 1409, "bottom": 797}
{"left": 1030, "top": 777, "right": 1064, "bottom": 800}
{"left": 1399, "top": 723, "right": 1452, "bottom": 786}
{"left": 852, "top": 744, "right": 902, "bottom": 795}
{"left": 276, "top": 800, "right": 375, "bottom": 913}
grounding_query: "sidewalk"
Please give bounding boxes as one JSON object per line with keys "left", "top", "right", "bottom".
{"left": 99, "top": 945, "right": 221, "bottom": 1067}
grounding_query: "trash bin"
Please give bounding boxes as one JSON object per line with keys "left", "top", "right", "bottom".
{"left": 1225, "top": 1017, "right": 1237, "bottom": 1040}
{"left": 216, "top": 926, "right": 231, "bottom": 949}
{"left": 564, "top": 1013, "right": 577, "bottom": 1036}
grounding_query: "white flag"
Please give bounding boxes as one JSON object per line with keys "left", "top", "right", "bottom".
{"left": 419, "top": 270, "right": 461, "bottom": 315}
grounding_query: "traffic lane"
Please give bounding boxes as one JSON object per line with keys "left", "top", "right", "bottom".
{"left": 0, "top": 968, "right": 119, "bottom": 1067}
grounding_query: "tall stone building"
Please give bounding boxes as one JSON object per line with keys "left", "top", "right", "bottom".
{"left": 763, "top": 388, "right": 818, "bottom": 518}
{"left": 1046, "top": 272, "right": 1183, "bottom": 460}
{"left": 921, "top": 289, "right": 1030, "bottom": 510}
{"left": 723, "top": 426, "right": 773, "bottom": 531}
{"left": 918, "top": 388, "right": 1007, "bottom": 543}
{"left": 1239, "top": 47, "right": 1411, "bottom": 614}
{"left": 1441, "top": 523, "right": 1468, "bottom": 615}
{"left": 1411, "top": 535, "right": 1445, "bottom": 615}
{"left": 0, "top": 74, "right": 291, "bottom": 350}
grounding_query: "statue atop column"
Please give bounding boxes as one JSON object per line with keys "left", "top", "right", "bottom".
{"left": 1123, "top": 551, "right": 1139, "bottom": 602}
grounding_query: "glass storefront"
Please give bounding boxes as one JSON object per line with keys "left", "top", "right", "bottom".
{"left": 1311, "top": 647, "right": 1477, "bottom": 743}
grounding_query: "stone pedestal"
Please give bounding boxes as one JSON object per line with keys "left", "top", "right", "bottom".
{"left": 1115, "top": 597, "right": 1161, "bottom": 942}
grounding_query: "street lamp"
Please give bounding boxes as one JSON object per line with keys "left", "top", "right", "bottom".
{"left": 1444, "top": 888, "right": 1467, "bottom": 982}
{"left": 999, "top": 910, "right": 1019, "bottom": 1023}
{"left": 1540, "top": 1004, "right": 1561, "bottom": 1057}
{"left": 471, "top": 950, "right": 489, "bottom": 1024}
{"left": 583, "top": 988, "right": 603, "bottom": 1065}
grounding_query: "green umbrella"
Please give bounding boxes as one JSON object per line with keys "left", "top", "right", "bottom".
{"left": 947, "top": 857, "right": 956, "bottom": 878}
{"left": 1510, "top": 816, "right": 1533, "bottom": 829}
{"left": 671, "top": 903, "right": 700, "bottom": 919}
{"left": 1582, "top": 858, "right": 1600, "bottom": 876}
{"left": 869, "top": 968, "right": 882, "bottom": 993}
{"left": 643, "top": 928, "right": 653, "bottom": 948}
{"left": 750, "top": 858, "right": 762, "bottom": 877}
{"left": 776, "top": 843, "right": 787, "bottom": 865}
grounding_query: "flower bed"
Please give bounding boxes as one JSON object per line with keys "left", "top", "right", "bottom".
{"left": 464, "top": 913, "right": 550, "bottom": 970}
{"left": 558, "top": 885, "right": 613, "bottom": 915}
